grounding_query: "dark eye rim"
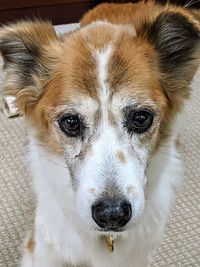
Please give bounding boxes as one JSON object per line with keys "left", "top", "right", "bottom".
{"left": 125, "top": 109, "right": 154, "bottom": 134}
{"left": 58, "top": 113, "right": 84, "bottom": 137}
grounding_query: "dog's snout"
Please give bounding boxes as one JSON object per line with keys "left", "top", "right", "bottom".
{"left": 92, "top": 198, "right": 132, "bottom": 230}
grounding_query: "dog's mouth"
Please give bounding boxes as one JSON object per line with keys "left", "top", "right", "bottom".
{"left": 96, "top": 227, "right": 126, "bottom": 233}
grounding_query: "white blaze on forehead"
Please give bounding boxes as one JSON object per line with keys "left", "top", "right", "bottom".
{"left": 96, "top": 45, "right": 113, "bottom": 120}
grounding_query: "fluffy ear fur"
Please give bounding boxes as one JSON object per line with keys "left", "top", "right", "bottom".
{"left": 142, "top": 11, "right": 200, "bottom": 107}
{"left": 146, "top": 12, "right": 200, "bottom": 77}
{"left": 0, "top": 21, "right": 58, "bottom": 114}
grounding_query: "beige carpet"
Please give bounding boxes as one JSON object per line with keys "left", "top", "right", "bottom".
{"left": 0, "top": 24, "right": 199, "bottom": 267}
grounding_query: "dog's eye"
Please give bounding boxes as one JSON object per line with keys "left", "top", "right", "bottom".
{"left": 58, "top": 114, "right": 82, "bottom": 137}
{"left": 125, "top": 110, "right": 154, "bottom": 134}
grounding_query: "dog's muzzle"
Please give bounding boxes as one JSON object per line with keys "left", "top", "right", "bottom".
{"left": 92, "top": 198, "right": 132, "bottom": 231}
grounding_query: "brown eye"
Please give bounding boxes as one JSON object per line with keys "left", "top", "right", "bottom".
{"left": 125, "top": 110, "right": 154, "bottom": 134}
{"left": 58, "top": 114, "right": 82, "bottom": 137}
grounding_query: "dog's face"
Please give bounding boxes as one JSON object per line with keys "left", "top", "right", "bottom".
{"left": 48, "top": 22, "right": 168, "bottom": 232}
{"left": 67, "top": 89, "right": 162, "bottom": 231}
{"left": 0, "top": 7, "right": 200, "bottom": 232}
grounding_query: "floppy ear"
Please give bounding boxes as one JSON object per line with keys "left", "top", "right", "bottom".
{"left": 142, "top": 11, "right": 200, "bottom": 106}
{"left": 0, "top": 21, "right": 58, "bottom": 114}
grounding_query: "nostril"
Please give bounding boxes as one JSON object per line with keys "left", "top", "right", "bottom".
{"left": 116, "top": 202, "right": 132, "bottom": 227}
{"left": 122, "top": 202, "right": 132, "bottom": 218}
{"left": 98, "top": 219, "right": 108, "bottom": 228}
{"left": 92, "top": 203, "right": 106, "bottom": 226}
{"left": 118, "top": 218, "right": 128, "bottom": 227}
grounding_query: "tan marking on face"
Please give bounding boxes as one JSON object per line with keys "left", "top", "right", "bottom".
{"left": 116, "top": 151, "right": 126, "bottom": 163}
{"left": 127, "top": 185, "right": 136, "bottom": 195}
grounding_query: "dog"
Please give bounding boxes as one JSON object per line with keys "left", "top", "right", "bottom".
{"left": 0, "top": 1, "right": 200, "bottom": 266}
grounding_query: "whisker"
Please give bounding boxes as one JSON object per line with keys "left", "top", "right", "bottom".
{"left": 39, "top": 153, "right": 69, "bottom": 170}
{"left": 184, "top": 0, "right": 192, "bottom": 7}
{"left": 184, "top": 0, "right": 200, "bottom": 7}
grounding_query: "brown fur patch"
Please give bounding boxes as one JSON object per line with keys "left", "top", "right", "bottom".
{"left": 80, "top": 2, "right": 200, "bottom": 31}
{"left": 116, "top": 151, "right": 126, "bottom": 163}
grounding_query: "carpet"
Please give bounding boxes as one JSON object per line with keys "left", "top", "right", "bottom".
{"left": 0, "top": 24, "right": 199, "bottom": 267}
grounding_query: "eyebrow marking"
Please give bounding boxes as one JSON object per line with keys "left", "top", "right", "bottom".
{"left": 116, "top": 150, "right": 126, "bottom": 163}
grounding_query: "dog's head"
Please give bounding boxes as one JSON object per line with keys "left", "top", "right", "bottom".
{"left": 1, "top": 7, "right": 200, "bottom": 232}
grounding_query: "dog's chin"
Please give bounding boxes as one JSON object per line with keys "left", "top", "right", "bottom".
{"left": 94, "top": 227, "right": 130, "bottom": 240}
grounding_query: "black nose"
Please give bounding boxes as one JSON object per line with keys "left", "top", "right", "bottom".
{"left": 92, "top": 198, "right": 132, "bottom": 230}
